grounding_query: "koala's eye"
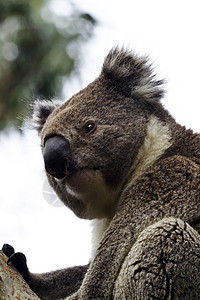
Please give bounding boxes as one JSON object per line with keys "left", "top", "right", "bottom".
{"left": 82, "top": 121, "right": 97, "bottom": 137}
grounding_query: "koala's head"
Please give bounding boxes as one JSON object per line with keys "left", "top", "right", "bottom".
{"left": 32, "top": 47, "right": 168, "bottom": 220}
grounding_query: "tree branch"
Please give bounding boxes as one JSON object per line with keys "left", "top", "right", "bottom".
{"left": 0, "top": 250, "right": 39, "bottom": 299}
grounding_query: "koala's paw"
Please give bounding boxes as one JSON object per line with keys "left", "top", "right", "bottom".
{"left": 2, "top": 243, "right": 29, "bottom": 282}
{"left": 2, "top": 243, "right": 15, "bottom": 257}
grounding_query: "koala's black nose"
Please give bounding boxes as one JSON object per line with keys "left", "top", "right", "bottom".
{"left": 43, "top": 135, "right": 75, "bottom": 179}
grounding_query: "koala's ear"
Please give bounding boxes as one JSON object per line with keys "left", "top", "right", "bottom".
{"left": 101, "top": 47, "right": 165, "bottom": 103}
{"left": 32, "top": 100, "right": 61, "bottom": 133}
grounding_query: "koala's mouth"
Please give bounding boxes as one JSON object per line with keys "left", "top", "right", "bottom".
{"left": 64, "top": 168, "right": 97, "bottom": 193}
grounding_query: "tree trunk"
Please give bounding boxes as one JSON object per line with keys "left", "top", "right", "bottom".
{"left": 0, "top": 250, "right": 39, "bottom": 299}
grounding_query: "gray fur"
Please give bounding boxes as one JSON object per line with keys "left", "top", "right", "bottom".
{"left": 5, "top": 47, "right": 200, "bottom": 299}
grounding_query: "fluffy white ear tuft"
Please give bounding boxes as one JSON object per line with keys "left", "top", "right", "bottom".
{"left": 32, "top": 100, "right": 62, "bottom": 133}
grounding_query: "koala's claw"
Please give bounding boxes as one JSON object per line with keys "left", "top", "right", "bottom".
{"left": 2, "top": 243, "right": 15, "bottom": 257}
{"left": 2, "top": 244, "right": 29, "bottom": 281}
{"left": 7, "top": 252, "right": 26, "bottom": 266}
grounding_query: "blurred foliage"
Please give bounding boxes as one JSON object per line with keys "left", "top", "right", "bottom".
{"left": 0, "top": 0, "right": 96, "bottom": 130}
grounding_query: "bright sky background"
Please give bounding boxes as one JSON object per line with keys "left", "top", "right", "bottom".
{"left": 0, "top": 0, "right": 200, "bottom": 273}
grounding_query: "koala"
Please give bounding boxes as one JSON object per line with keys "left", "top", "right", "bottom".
{"left": 3, "top": 47, "right": 200, "bottom": 299}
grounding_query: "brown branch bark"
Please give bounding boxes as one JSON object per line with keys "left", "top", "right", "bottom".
{"left": 0, "top": 250, "right": 39, "bottom": 299}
